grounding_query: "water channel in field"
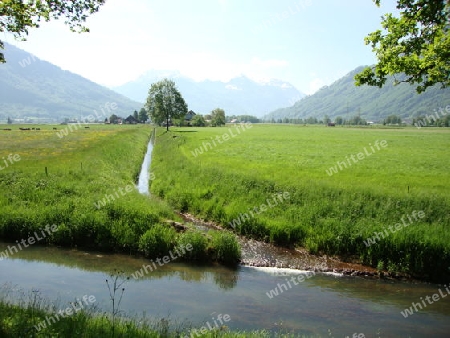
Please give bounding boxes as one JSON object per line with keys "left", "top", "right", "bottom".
{"left": 137, "top": 129, "right": 155, "bottom": 195}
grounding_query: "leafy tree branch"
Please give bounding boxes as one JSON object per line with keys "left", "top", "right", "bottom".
{"left": 0, "top": 0, "right": 106, "bottom": 63}
{"left": 355, "top": 0, "right": 450, "bottom": 93}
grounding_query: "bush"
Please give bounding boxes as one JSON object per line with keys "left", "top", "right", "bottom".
{"left": 211, "top": 231, "right": 241, "bottom": 265}
{"left": 138, "top": 224, "right": 176, "bottom": 257}
{"left": 177, "top": 231, "right": 208, "bottom": 261}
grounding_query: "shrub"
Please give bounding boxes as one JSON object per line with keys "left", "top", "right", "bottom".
{"left": 52, "top": 223, "right": 73, "bottom": 246}
{"left": 138, "top": 224, "right": 176, "bottom": 257}
{"left": 177, "top": 231, "right": 208, "bottom": 261}
{"left": 211, "top": 231, "right": 241, "bottom": 265}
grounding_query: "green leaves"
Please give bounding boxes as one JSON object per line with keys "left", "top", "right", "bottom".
{"left": 138, "top": 224, "right": 177, "bottom": 257}
{"left": 355, "top": 0, "right": 450, "bottom": 93}
{"left": 211, "top": 108, "right": 226, "bottom": 127}
{"left": 145, "top": 78, "right": 188, "bottom": 131}
{"left": 0, "top": 0, "right": 106, "bottom": 63}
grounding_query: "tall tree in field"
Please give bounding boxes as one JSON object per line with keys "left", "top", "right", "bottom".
{"left": 138, "top": 107, "right": 148, "bottom": 123}
{"left": 211, "top": 108, "right": 226, "bottom": 127}
{"left": 355, "top": 0, "right": 450, "bottom": 93}
{"left": 0, "top": 0, "right": 106, "bottom": 63}
{"left": 109, "top": 114, "right": 119, "bottom": 124}
{"left": 145, "top": 79, "right": 188, "bottom": 131}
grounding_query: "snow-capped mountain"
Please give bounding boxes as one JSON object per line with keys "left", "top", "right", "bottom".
{"left": 113, "top": 70, "right": 304, "bottom": 117}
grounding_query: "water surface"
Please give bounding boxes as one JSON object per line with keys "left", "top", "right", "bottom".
{"left": 137, "top": 130, "right": 154, "bottom": 194}
{"left": 1, "top": 243, "right": 449, "bottom": 337}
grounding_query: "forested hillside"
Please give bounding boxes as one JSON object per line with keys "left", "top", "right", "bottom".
{"left": 265, "top": 66, "right": 450, "bottom": 123}
{"left": 0, "top": 43, "right": 141, "bottom": 122}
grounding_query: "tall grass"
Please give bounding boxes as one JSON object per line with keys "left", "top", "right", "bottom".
{"left": 150, "top": 125, "right": 450, "bottom": 282}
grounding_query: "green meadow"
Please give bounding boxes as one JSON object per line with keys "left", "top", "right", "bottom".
{"left": 0, "top": 124, "right": 240, "bottom": 263}
{"left": 151, "top": 124, "right": 450, "bottom": 282}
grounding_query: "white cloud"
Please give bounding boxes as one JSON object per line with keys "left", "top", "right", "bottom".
{"left": 225, "top": 84, "right": 241, "bottom": 90}
{"left": 250, "top": 57, "right": 288, "bottom": 68}
{"left": 305, "top": 69, "right": 349, "bottom": 95}
{"left": 306, "top": 78, "right": 326, "bottom": 95}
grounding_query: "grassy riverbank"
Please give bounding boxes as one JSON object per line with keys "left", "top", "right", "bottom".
{"left": 150, "top": 125, "right": 450, "bottom": 282}
{"left": 0, "top": 300, "right": 305, "bottom": 338}
{"left": 0, "top": 124, "right": 240, "bottom": 264}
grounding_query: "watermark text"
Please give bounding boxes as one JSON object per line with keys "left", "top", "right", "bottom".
{"left": 266, "top": 271, "right": 315, "bottom": 299}
{"left": 0, "top": 153, "right": 21, "bottom": 171}
{"left": 131, "top": 243, "right": 193, "bottom": 279}
{"left": 363, "top": 210, "right": 425, "bottom": 247}
{"left": 401, "top": 285, "right": 450, "bottom": 318}
{"left": 326, "top": 140, "right": 388, "bottom": 176}
{"left": 0, "top": 224, "right": 58, "bottom": 261}
{"left": 34, "top": 295, "right": 96, "bottom": 331}
{"left": 191, "top": 122, "right": 252, "bottom": 157}
{"left": 183, "top": 313, "right": 231, "bottom": 337}
{"left": 229, "top": 192, "right": 290, "bottom": 229}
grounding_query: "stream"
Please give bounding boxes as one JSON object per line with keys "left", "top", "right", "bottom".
{"left": 137, "top": 130, "right": 155, "bottom": 195}
{"left": 1, "top": 132, "right": 449, "bottom": 337}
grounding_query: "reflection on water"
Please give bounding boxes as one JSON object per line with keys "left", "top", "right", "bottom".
{"left": 0, "top": 243, "right": 238, "bottom": 288}
{"left": 0, "top": 242, "right": 449, "bottom": 337}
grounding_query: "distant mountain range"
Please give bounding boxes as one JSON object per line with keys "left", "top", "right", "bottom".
{"left": 265, "top": 66, "right": 450, "bottom": 122}
{"left": 2, "top": 43, "right": 448, "bottom": 124}
{"left": 0, "top": 43, "right": 141, "bottom": 122}
{"left": 112, "top": 70, "right": 305, "bottom": 117}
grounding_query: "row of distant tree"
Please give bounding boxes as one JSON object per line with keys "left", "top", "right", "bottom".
{"left": 412, "top": 114, "right": 450, "bottom": 127}
{"left": 264, "top": 114, "right": 450, "bottom": 127}
{"left": 223, "top": 115, "right": 368, "bottom": 125}
{"left": 226, "top": 115, "right": 260, "bottom": 123}
{"left": 6, "top": 110, "right": 449, "bottom": 128}
{"left": 5, "top": 108, "right": 150, "bottom": 125}
{"left": 167, "top": 108, "right": 226, "bottom": 127}
{"left": 160, "top": 112, "right": 396, "bottom": 127}
{"left": 262, "top": 114, "right": 397, "bottom": 126}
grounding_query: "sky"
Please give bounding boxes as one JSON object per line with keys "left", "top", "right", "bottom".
{"left": 3, "top": 0, "right": 399, "bottom": 95}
